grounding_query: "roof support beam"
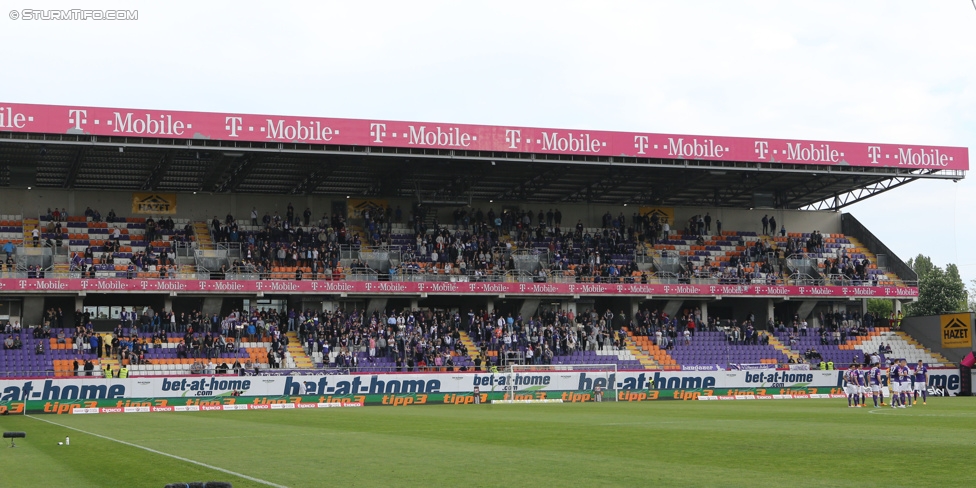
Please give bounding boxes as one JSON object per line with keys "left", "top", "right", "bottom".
{"left": 494, "top": 166, "right": 563, "bottom": 201}
{"left": 197, "top": 154, "right": 228, "bottom": 192}
{"left": 62, "top": 147, "right": 87, "bottom": 189}
{"left": 141, "top": 152, "right": 173, "bottom": 191}
{"left": 216, "top": 154, "right": 257, "bottom": 193}
{"left": 800, "top": 173, "right": 934, "bottom": 211}
{"left": 293, "top": 161, "right": 339, "bottom": 195}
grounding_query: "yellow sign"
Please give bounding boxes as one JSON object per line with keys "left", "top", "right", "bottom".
{"left": 347, "top": 199, "right": 388, "bottom": 222}
{"left": 940, "top": 313, "right": 972, "bottom": 349}
{"left": 638, "top": 207, "right": 675, "bottom": 225}
{"left": 131, "top": 193, "right": 177, "bottom": 215}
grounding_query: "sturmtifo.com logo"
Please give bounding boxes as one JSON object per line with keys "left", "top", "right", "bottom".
{"left": 10, "top": 9, "right": 138, "bottom": 21}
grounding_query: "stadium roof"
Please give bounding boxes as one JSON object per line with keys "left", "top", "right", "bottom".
{"left": 0, "top": 102, "right": 968, "bottom": 210}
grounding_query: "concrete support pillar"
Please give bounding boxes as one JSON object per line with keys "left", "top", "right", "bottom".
{"left": 562, "top": 300, "right": 576, "bottom": 316}
{"left": 765, "top": 299, "right": 775, "bottom": 329}
{"left": 699, "top": 300, "right": 709, "bottom": 325}
{"left": 366, "top": 298, "right": 388, "bottom": 316}
{"left": 796, "top": 300, "right": 818, "bottom": 321}
{"left": 663, "top": 300, "right": 683, "bottom": 318}
{"left": 201, "top": 297, "right": 222, "bottom": 317}
{"left": 163, "top": 296, "right": 174, "bottom": 314}
{"left": 74, "top": 296, "right": 84, "bottom": 314}
{"left": 629, "top": 298, "right": 640, "bottom": 325}
{"left": 409, "top": 298, "right": 419, "bottom": 312}
{"left": 486, "top": 299, "right": 495, "bottom": 314}
{"left": 520, "top": 299, "right": 541, "bottom": 321}
{"left": 23, "top": 296, "right": 44, "bottom": 326}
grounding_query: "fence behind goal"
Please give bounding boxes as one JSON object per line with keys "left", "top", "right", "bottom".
{"left": 493, "top": 364, "right": 618, "bottom": 403}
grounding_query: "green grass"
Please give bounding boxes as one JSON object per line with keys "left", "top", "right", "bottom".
{"left": 1, "top": 399, "right": 975, "bottom": 487}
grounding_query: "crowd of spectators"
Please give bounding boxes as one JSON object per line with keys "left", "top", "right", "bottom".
{"left": 210, "top": 205, "right": 353, "bottom": 279}
{"left": 467, "top": 307, "right": 626, "bottom": 367}
{"left": 10, "top": 204, "right": 886, "bottom": 291}
{"left": 295, "top": 308, "right": 466, "bottom": 371}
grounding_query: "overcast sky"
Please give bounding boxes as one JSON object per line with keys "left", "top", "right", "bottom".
{"left": 3, "top": 1, "right": 974, "bottom": 284}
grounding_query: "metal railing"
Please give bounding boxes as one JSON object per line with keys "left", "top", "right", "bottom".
{"left": 1, "top": 267, "right": 919, "bottom": 288}
{"left": 9, "top": 267, "right": 208, "bottom": 280}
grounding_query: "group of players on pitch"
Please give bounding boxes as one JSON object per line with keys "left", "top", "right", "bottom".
{"left": 843, "top": 359, "right": 928, "bottom": 409}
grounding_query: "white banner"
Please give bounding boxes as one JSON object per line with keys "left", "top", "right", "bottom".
{"left": 0, "top": 369, "right": 962, "bottom": 401}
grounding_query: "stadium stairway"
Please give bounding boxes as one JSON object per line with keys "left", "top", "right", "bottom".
{"left": 458, "top": 331, "right": 482, "bottom": 364}
{"left": 22, "top": 217, "right": 39, "bottom": 244}
{"left": 192, "top": 221, "right": 213, "bottom": 246}
{"left": 347, "top": 224, "right": 365, "bottom": 242}
{"left": 620, "top": 328, "right": 668, "bottom": 370}
{"left": 285, "top": 332, "right": 313, "bottom": 368}
{"left": 846, "top": 237, "right": 904, "bottom": 287}
{"left": 893, "top": 331, "right": 951, "bottom": 365}
{"left": 594, "top": 348, "right": 640, "bottom": 364}
{"left": 100, "top": 357, "right": 120, "bottom": 377}
{"left": 765, "top": 334, "right": 800, "bottom": 362}
{"left": 840, "top": 327, "right": 888, "bottom": 349}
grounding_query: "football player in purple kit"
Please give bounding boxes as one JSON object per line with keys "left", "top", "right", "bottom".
{"left": 855, "top": 365, "right": 868, "bottom": 408}
{"left": 868, "top": 361, "right": 883, "bottom": 408}
{"left": 844, "top": 364, "right": 860, "bottom": 408}
{"left": 887, "top": 360, "right": 901, "bottom": 408}
{"left": 912, "top": 360, "right": 928, "bottom": 405}
{"left": 894, "top": 359, "right": 912, "bottom": 408}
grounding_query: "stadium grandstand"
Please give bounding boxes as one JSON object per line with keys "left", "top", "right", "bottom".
{"left": 0, "top": 102, "right": 968, "bottom": 378}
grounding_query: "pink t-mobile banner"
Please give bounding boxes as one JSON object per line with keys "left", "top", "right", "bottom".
{"left": 0, "top": 103, "right": 967, "bottom": 170}
{"left": 0, "top": 278, "right": 919, "bottom": 298}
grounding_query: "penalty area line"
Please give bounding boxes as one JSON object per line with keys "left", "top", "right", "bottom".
{"left": 27, "top": 415, "right": 288, "bottom": 488}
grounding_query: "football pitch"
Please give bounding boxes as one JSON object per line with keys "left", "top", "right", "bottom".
{"left": 1, "top": 399, "right": 974, "bottom": 487}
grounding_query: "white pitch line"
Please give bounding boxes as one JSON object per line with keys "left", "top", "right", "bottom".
{"left": 598, "top": 421, "right": 679, "bottom": 426}
{"left": 27, "top": 415, "right": 288, "bottom": 488}
{"left": 867, "top": 408, "right": 972, "bottom": 418}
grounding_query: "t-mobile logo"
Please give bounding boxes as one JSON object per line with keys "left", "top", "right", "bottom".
{"left": 754, "top": 141, "right": 769, "bottom": 160}
{"left": 634, "top": 135, "right": 649, "bottom": 155}
{"left": 68, "top": 109, "right": 87, "bottom": 130}
{"left": 867, "top": 146, "right": 881, "bottom": 164}
{"left": 370, "top": 123, "right": 387, "bottom": 143}
{"left": 225, "top": 116, "right": 243, "bottom": 137}
{"left": 505, "top": 129, "right": 521, "bottom": 149}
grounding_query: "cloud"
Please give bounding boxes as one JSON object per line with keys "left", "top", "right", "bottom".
{"left": 1, "top": 0, "right": 973, "bottom": 282}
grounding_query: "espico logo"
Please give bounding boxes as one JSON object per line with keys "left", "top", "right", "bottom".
{"left": 941, "top": 314, "right": 972, "bottom": 348}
